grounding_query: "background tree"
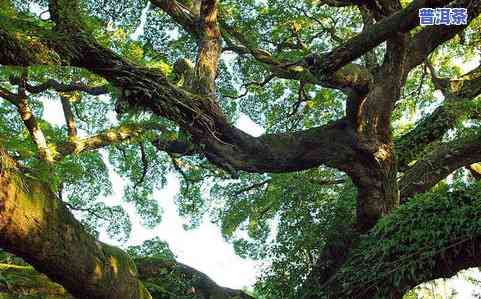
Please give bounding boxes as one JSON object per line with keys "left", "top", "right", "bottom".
{"left": 1, "top": 0, "right": 481, "bottom": 298}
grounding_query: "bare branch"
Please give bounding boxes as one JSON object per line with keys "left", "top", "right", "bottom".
{"left": 224, "top": 74, "right": 275, "bottom": 100}
{"left": 60, "top": 96, "right": 78, "bottom": 138}
{"left": 232, "top": 179, "right": 271, "bottom": 196}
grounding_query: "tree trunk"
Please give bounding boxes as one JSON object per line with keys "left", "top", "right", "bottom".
{"left": 300, "top": 187, "right": 481, "bottom": 298}
{"left": 0, "top": 258, "right": 253, "bottom": 299}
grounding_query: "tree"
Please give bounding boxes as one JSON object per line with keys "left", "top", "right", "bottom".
{"left": 0, "top": 0, "right": 481, "bottom": 298}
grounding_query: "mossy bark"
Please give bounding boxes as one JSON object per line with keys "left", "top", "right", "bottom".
{"left": 301, "top": 186, "right": 481, "bottom": 298}
{"left": 0, "top": 152, "right": 152, "bottom": 299}
{"left": 0, "top": 259, "right": 253, "bottom": 299}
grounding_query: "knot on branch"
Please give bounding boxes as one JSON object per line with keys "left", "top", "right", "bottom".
{"left": 115, "top": 87, "right": 153, "bottom": 115}
{"left": 173, "top": 58, "right": 195, "bottom": 89}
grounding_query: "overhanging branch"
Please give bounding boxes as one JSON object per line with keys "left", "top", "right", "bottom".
{"left": 400, "top": 132, "right": 481, "bottom": 202}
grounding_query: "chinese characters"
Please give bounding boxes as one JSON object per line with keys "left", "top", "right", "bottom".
{"left": 418, "top": 8, "right": 468, "bottom": 25}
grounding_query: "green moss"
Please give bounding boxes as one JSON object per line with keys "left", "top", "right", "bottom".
{"left": 0, "top": 264, "right": 72, "bottom": 299}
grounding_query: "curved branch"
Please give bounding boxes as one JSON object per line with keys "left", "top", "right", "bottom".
{"left": 149, "top": 0, "right": 198, "bottom": 36}
{"left": 0, "top": 149, "right": 151, "bottom": 299}
{"left": 136, "top": 257, "right": 254, "bottom": 299}
{"left": 396, "top": 64, "right": 481, "bottom": 171}
{"left": 0, "top": 257, "right": 254, "bottom": 299}
{"left": 304, "top": 0, "right": 453, "bottom": 77}
{"left": 0, "top": 83, "right": 54, "bottom": 162}
{"left": 399, "top": 132, "right": 481, "bottom": 202}
{"left": 0, "top": 6, "right": 360, "bottom": 174}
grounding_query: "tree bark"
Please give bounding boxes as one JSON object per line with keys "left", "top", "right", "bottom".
{"left": 301, "top": 186, "right": 481, "bottom": 298}
{"left": 0, "top": 150, "right": 152, "bottom": 299}
{"left": 0, "top": 149, "right": 252, "bottom": 299}
{"left": 0, "top": 258, "right": 253, "bottom": 299}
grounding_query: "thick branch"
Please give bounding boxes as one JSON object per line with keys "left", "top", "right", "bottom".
{"left": 0, "top": 257, "right": 253, "bottom": 299}
{"left": 302, "top": 186, "right": 481, "bottom": 298}
{"left": 399, "top": 132, "right": 481, "bottom": 202}
{"left": 0, "top": 85, "right": 54, "bottom": 162}
{"left": 135, "top": 257, "right": 254, "bottom": 299}
{"left": 193, "top": 0, "right": 221, "bottom": 96}
{"left": 304, "top": 0, "right": 452, "bottom": 77}
{"left": 223, "top": 25, "right": 372, "bottom": 93}
{"left": 0, "top": 149, "right": 151, "bottom": 299}
{"left": 23, "top": 79, "right": 109, "bottom": 96}
{"left": 149, "top": 0, "right": 198, "bottom": 36}
{"left": 60, "top": 96, "right": 78, "bottom": 138}
{"left": 1, "top": 8, "right": 361, "bottom": 173}
{"left": 396, "top": 64, "right": 481, "bottom": 171}
{"left": 396, "top": 105, "right": 460, "bottom": 171}
{"left": 55, "top": 122, "right": 160, "bottom": 160}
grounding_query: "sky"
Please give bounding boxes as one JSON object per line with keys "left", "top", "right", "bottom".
{"left": 42, "top": 99, "right": 264, "bottom": 290}
{"left": 33, "top": 1, "right": 265, "bottom": 289}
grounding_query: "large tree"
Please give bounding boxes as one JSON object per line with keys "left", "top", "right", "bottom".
{"left": 1, "top": 0, "right": 481, "bottom": 298}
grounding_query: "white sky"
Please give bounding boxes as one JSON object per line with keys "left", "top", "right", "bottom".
{"left": 42, "top": 99, "right": 264, "bottom": 290}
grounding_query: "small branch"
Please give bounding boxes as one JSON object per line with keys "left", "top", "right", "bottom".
{"left": 318, "top": 0, "right": 360, "bottom": 7}
{"left": 224, "top": 74, "right": 275, "bottom": 100}
{"left": 232, "top": 179, "right": 271, "bottom": 196}
{"left": 169, "top": 154, "right": 199, "bottom": 194}
{"left": 169, "top": 154, "right": 189, "bottom": 181}
{"left": 56, "top": 122, "right": 161, "bottom": 160}
{"left": 10, "top": 78, "right": 109, "bottom": 96}
{"left": 0, "top": 86, "right": 19, "bottom": 103}
{"left": 308, "top": 178, "right": 346, "bottom": 186}
{"left": 288, "top": 81, "right": 310, "bottom": 117}
{"left": 133, "top": 143, "right": 149, "bottom": 189}
{"left": 63, "top": 202, "right": 109, "bottom": 221}
{"left": 60, "top": 96, "right": 78, "bottom": 138}
{"left": 152, "top": 138, "right": 198, "bottom": 156}
{"left": 2, "top": 76, "right": 54, "bottom": 162}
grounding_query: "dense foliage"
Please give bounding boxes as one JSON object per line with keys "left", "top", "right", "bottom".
{"left": 1, "top": 0, "right": 481, "bottom": 298}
